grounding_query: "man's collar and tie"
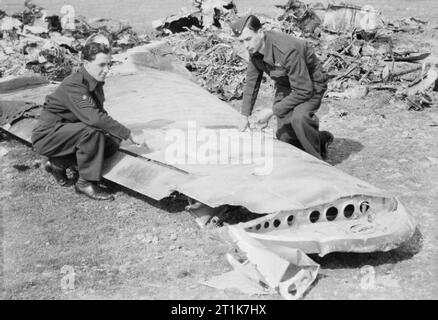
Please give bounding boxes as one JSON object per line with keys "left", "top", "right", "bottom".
{"left": 80, "top": 66, "right": 103, "bottom": 92}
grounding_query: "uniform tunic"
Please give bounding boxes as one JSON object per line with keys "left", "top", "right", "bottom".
{"left": 242, "top": 30, "right": 327, "bottom": 159}
{"left": 32, "top": 67, "right": 131, "bottom": 181}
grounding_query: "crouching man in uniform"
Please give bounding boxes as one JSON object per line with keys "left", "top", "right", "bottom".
{"left": 31, "top": 42, "right": 136, "bottom": 200}
{"left": 231, "top": 15, "right": 333, "bottom": 160}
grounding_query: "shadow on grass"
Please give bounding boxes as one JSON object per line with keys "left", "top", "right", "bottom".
{"left": 0, "top": 130, "right": 9, "bottom": 142}
{"left": 309, "top": 227, "right": 423, "bottom": 269}
{"left": 104, "top": 179, "right": 188, "bottom": 213}
{"left": 327, "top": 138, "right": 364, "bottom": 166}
{"left": 104, "top": 179, "right": 263, "bottom": 225}
{"left": 0, "top": 129, "right": 32, "bottom": 146}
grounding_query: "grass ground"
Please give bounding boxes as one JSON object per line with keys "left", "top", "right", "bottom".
{"left": 1, "top": 0, "right": 438, "bottom": 300}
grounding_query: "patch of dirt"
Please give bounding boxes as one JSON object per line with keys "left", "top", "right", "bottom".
{"left": 2, "top": 1, "right": 438, "bottom": 300}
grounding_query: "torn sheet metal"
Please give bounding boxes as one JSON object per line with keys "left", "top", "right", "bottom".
{"left": 0, "top": 82, "right": 56, "bottom": 106}
{"left": 101, "top": 69, "right": 390, "bottom": 214}
{"left": 322, "top": 4, "right": 385, "bottom": 33}
{"left": 152, "top": 11, "right": 202, "bottom": 33}
{"left": 110, "top": 41, "right": 195, "bottom": 81}
{"left": 237, "top": 196, "right": 416, "bottom": 256}
{"left": 202, "top": 254, "right": 275, "bottom": 296}
{"left": 0, "top": 100, "right": 40, "bottom": 127}
{"left": 202, "top": 226, "right": 319, "bottom": 300}
{"left": 0, "top": 75, "right": 49, "bottom": 94}
{"left": 152, "top": 0, "right": 236, "bottom": 32}
{"left": 0, "top": 44, "right": 416, "bottom": 255}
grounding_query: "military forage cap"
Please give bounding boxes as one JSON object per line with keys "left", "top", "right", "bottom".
{"left": 230, "top": 14, "right": 254, "bottom": 36}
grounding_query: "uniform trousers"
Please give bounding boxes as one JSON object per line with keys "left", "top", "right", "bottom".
{"left": 274, "top": 85, "right": 325, "bottom": 159}
{"left": 32, "top": 121, "right": 120, "bottom": 181}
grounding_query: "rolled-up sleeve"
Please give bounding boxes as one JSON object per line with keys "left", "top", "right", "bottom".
{"left": 241, "top": 57, "right": 263, "bottom": 117}
{"left": 62, "top": 82, "right": 131, "bottom": 140}
{"left": 272, "top": 49, "right": 314, "bottom": 118}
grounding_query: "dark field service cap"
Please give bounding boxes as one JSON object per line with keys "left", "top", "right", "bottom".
{"left": 230, "top": 14, "right": 261, "bottom": 36}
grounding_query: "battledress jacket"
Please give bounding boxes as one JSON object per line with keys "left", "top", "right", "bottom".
{"left": 33, "top": 66, "right": 131, "bottom": 143}
{"left": 241, "top": 30, "right": 327, "bottom": 117}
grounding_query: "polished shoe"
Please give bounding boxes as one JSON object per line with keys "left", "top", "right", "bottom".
{"left": 320, "top": 131, "right": 334, "bottom": 160}
{"left": 44, "top": 160, "right": 69, "bottom": 186}
{"left": 75, "top": 180, "right": 114, "bottom": 201}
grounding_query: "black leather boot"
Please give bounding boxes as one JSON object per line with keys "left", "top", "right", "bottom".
{"left": 75, "top": 178, "right": 114, "bottom": 201}
{"left": 320, "top": 131, "right": 334, "bottom": 160}
{"left": 44, "top": 160, "right": 69, "bottom": 186}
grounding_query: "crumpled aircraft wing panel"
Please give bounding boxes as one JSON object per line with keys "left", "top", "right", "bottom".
{"left": 104, "top": 71, "right": 240, "bottom": 129}
{"left": 0, "top": 69, "right": 401, "bottom": 214}
{"left": 102, "top": 70, "right": 389, "bottom": 213}
{"left": 0, "top": 63, "right": 416, "bottom": 255}
{"left": 102, "top": 152, "right": 191, "bottom": 200}
{"left": 0, "top": 83, "right": 57, "bottom": 105}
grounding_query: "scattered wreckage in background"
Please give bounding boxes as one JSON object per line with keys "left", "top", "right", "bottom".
{"left": 0, "top": 0, "right": 427, "bottom": 299}
{"left": 1, "top": 0, "right": 437, "bottom": 103}
{"left": 0, "top": 0, "right": 144, "bottom": 81}
{"left": 151, "top": 0, "right": 438, "bottom": 108}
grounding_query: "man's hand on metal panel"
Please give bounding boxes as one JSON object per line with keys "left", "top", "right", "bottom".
{"left": 238, "top": 115, "right": 250, "bottom": 132}
{"left": 127, "top": 134, "right": 141, "bottom": 147}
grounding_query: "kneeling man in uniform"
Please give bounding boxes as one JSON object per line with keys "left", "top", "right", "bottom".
{"left": 32, "top": 42, "right": 135, "bottom": 200}
{"left": 231, "top": 15, "right": 333, "bottom": 160}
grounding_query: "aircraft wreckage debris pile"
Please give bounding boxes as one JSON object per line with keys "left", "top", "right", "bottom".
{"left": 153, "top": 0, "right": 438, "bottom": 108}
{"left": 1, "top": 0, "right": 437, "bottom": 106}
{"left": 0, "top": 0, "right": 147, "bottom": 81}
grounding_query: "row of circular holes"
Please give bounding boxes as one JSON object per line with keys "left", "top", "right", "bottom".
{"left": 250, "top": 201, "right": 370, "bottom": 231}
